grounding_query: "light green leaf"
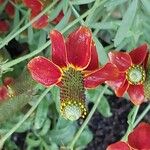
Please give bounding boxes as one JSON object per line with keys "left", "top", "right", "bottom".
{"left": 97, "top": 96, "right": 112, "bottom": 117}
{"left": 93, "top": 37, "right": 108, "bottom": 65}
{"left": 141, "top": 0, "right": 150, "bottom": 13}
{"left": 114, "top": 0, "right": 138, "bottom": 47}
{"left": 72, "top": 0, "right": 95, "bottom": 5}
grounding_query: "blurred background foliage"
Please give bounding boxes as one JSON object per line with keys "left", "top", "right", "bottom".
{"left": 0, "top": 0, "right": 150, "bottom": 149}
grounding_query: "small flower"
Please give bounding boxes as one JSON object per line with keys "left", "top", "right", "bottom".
{"left": 107, "top": 44, "right": 149, "bottom": 105}
{"left": 0, "top": 77, "right": 14, "bottom": 101}
{"left": 23, "top": 0, "right": 64, "bottom": 29}
{"left": 107, "top": 122, "right": 150, "bottom": 150}
{"left": 5, "top": 1, "right": 15, "bottom": 18}
{"left": 28, "top": 26, "right": 118, "bottom": 121}
{"left": 0, "top": 20, "right": 9, "bottom": 33}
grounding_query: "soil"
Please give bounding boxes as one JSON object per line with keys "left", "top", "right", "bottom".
{"left": 86, "top": 94, "right": 150, "bottom": 150}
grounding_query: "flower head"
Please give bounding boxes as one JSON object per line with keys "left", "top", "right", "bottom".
{"left": 107, "top": 44, "right": 149, "bottom": 105}
{"left": 0, "top": 20, "right": 9, "bottom": 34}
{"left": 28, "top": 26, "right": 118, "bottom": 121}
{"left": 107, "top": 122, "right": 150, "bottom": 150}
{"left": 23, "top": 0, "right": 64, "bottom": 29}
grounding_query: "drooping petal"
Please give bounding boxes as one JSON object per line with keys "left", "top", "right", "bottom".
{"left": 27, "top": 56, "right": 62, "bottom": 86}
{"left": 128, "top": 122, "right": 150, "bottom": 150}
{"left": 129, "top": 44, "right": 148, "bottom": 65}
{"left": 127, "top": 85, "right": 145, "bottom": 105}
{"left": 66, "top": 26, "right": 92, "bottom": 70}
{"left": 84, "top": 63, "right": 119, "bottom": 88}
{"left": 108, "top": 51, "right": 132, "bottom": 72}
{"left": 50, "top": 30, "right": 67, "bottom": 67}
{"left": 23, "top": 0, "right": 43, "bottom": 13}
{"left": 107, "top": 73, "right": 126, "bottom": 91}
{"left": 107, "top": 141, "right": 130, "bottom": 150}
{"left": 0, "top": 20, "right": 9, "bottom": 33}
{"left": 115, "top": 80, "right": 129, "bottom": 97}
{"left": 30, "top": 11, "right": 48, "bottom": 29}
{"left": 85, "top": 40, "right": 99, "bottom": 71}
{"left": 0, "top": 86, "right": 8, "bottom": 101}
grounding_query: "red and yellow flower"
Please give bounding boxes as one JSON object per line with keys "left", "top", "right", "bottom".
{"left": 27, "top": 26, "right": 118, "bottom": 121}
{"left": 23, "top": 0, "right": 64, "bottom": 29}
{"left": 107, "top": 44, "right": 149, "bottom": 105}
{"left": 107, "top": 122, "right": 150, "bottom": 150}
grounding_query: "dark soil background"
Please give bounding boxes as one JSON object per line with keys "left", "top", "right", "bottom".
{"left": 86, "top": 95, "right": 150, "bottom": 150}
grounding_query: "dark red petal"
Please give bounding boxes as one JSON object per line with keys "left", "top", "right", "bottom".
{"left": 66, "top": 26, "right": 92, "bottom": 70}
{"left": 107, "top": 73, "right": 126, "bottom": 90}
{"left": 115, "top": 80, "right": 129, "bottom": 97}
{"left": 127, "top": 85, "right": 145, "bottom": 105}
{"left": 5, "top": 2, "right": 15, "bottom": 18}
{"left": 85, "top": 40, "right": 99, "bottom": 71}
{"left": 107, "top": 141, "right": 130, "bottom": 150}
{"left": 129, "top": 44, "right": 148, "bottom": 65}
{"left": 27, "top": 56, "right": 62, "bottom": 86}
{"left": 50, "top": 30, "right": 67, "bottom": 67}
{"left": 51, "top": 11, "right": 64, "bottom": 24}
{"left": 30, "top": 11, "right": 49, "bottom": 29}
{"left": 128, "top": 122, "right": 150, "bottom": 150}
{"left": 0, "top": 0, "right": 4, "bottom": 4}
{"left": 0, "top": 86, "right": 8, "bottom": 101}
{"left": 23, "top": 0, "right": 43, "bottom": 13}
{"left": 108, "top": 51, "right": 132, "bottom": 72}
{"left": 0, "top": 20, "right": 9, "bottom": 33}
{"left": 84, "top": 63, "right": 119, "bottom": 88}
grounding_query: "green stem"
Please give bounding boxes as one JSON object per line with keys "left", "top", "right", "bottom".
{"left": 122, "top": 105, "right": 139, "bottom": 141}
{"left": 0, "top": 87, "right": 51, "bottom": 149}
{"left": 68, "top": 85, "right": 108, "bottom": 150}
{"left": 133, "top": 103, "right": 150, "bottom": 128}
{"left": 0, "top": 0, "right": 57, "bottom": 49}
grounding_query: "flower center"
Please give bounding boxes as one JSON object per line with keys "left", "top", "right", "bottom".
{"left": 126, "top": 65, "right": 146, "bottom": 85}
{"left": 60, "top": 67, "right": 87, "bottom": 121}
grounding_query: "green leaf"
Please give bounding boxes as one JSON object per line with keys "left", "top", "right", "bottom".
{"left": 97, "top": 96, "right": 112, "bottom": 117}
{"left": 75, "top": 127, "right": 93, "bottom": 149}
{"left": 93, "top": 37, "right": 108, "bottom": 65}
{"left": 114, "top": 0, "right": 138, "bottom": 47}
{"left": 55, "top": 8, "right": 72, "bottom": 31}
{"left": 72, "top": 0, "right": 95, "bottom": 5}
{"left": 141, "top": 0, "right": 150, "bottom": 13}
{"left": 34, "top": 99, "right": 49, "bottom": 130}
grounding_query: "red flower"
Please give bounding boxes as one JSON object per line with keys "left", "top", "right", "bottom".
{"left": 0, "top": 77, "right": 14, "bottom": 101}
{"left": 28, "top": 26, "right": 118, "bottom": 120}
{"left": 107, "top": 44, "right": 149, "bottom": 105}
{"left": 23, "top": 0, "right": 64, "bottom": 29}
{"left": 0, "top": 20, "right": 9, "bottom": 33}
{"left": 107, "top": 122, "right": 150, "bottom": 150}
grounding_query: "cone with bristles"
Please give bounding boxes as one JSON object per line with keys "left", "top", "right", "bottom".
{"left": 60, "top": 67, "right": 87, "bottom": 121}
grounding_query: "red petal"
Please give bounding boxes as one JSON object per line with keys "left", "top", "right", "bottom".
{"left": 0, "top": 0, "right": 4, "bottom": 4}
{"left": 27, "top": 56, "right": 62, "bottom": 86}
{"left": 23, "top": 0, "right": 43, "bottom": 13}
{"left": 51, "top": 11, "right": 64, "bottom": 24}
{"left": 84, "top": 63, "right": 119, "bottom": 88}
{"left": 108, "top": 51, "right": 132, "bottom": 72}
{"left": 4, "top": 77, "right": 14, "bottom": 86}
{"left": 66, "top": 26, "right": 92, "bottom": 70}
{"left": 129, "top": 44, "right": 148, "bottom": 65}
{"left": 5, "top": 2, "right": 15, "bottom": 18}
{"left": 50, "top": 30, "right": 67, "bottom": 67}
{"left": 0, "top": 86, "right": 8, "bottom": 101}
{"left": 107, "top": 141, "right": 130, "bottom": 150}
{"left": 128, "top": 122, "right": 150, "bottom": 150}
{"left": 127, "top": 85, "right": 145, "bottom": 105}
{"left": 85, "top": 40, "right": 99, "bottom": 71}
{"left": 115, "top": 80, "right": 129, "bottom": 97}
{"left": 30, "top": 11, "right": 48, "bottom": 29}
{"left": 0, "top": 20, "right": 9, "bottom": 33}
